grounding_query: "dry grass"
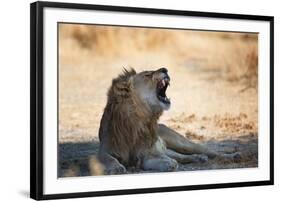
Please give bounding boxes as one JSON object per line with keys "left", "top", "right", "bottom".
{"left": 58, "top": 23, "right": 258, "bottom": 177}
{"left": 59, "top": 24, "right": 258, "bottom": 85}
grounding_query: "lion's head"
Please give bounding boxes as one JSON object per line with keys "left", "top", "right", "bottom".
{"left": 131, "top": 67, "right": 171, "bottom": 112}
{"left": 99, "top": 68, "right": 171, "bottom": 166}
{"left": 107, "top": 67, "right": 171, "bottom": 116}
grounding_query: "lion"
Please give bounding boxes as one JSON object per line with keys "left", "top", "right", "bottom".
{"left": 98, "top": 68, "right": 239, "bottom": 174}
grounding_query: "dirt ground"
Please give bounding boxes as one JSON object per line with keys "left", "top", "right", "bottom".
{"left": 58, "top": 24, "right": 258, "bottom": 177}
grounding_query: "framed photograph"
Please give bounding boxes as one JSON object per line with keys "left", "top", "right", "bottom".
{"left": 30, "top": 1, "right": 274, "bottom": 200}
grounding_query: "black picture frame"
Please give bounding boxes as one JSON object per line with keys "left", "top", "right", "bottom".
{"left": 30, "top": 1, "right": 274, "bottom": 200}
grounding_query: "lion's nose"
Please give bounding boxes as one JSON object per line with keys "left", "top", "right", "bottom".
{"left": 158, "top": 68, "right": 168, "bottom": 74}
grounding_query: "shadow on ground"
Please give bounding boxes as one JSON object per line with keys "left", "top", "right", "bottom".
{"left": 59, "top": 140, "right": 99, "bottom": 177}
{"left": 58, "top": 134, "right": 258, "bottom": 177}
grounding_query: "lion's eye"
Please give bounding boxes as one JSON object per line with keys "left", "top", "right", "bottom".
{"left": 144, "top": 74, "right": 151, "bottom": 78}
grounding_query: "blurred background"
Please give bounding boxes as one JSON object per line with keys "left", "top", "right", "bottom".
{"left": 58, "top": 23, "right": 258, "bottom": 177}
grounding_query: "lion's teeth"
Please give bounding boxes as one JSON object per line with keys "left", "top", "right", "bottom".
{"left": 162, "top": 79, "right": 165, "bottom": 86}
{"left": 164, "top": 78, "right": 170, "bottom": 86}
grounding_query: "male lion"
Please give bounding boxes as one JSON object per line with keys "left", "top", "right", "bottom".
{"left": 98, "top": 68, "right": 238, "bottom": 174}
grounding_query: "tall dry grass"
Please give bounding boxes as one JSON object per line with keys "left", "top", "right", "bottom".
{"left": 59, "top": 24, "right": 258, "bottom": 88}
{"left": 61, "top": 24, "right": 177, "bottom": 56}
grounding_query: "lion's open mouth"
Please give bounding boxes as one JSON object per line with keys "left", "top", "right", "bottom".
{"left": 156, "top": 76, "right": 170, "bottom": 105}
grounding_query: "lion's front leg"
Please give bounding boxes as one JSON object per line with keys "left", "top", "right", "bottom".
{"left": 98, "top": 151, "right": 126, "bottom": 175}
{"left": 141, "top": 137, "right": 178, "bottom": 172}
{"left": 142, "top": 154, "right": 178, "bottom": 172}
{"left": 158, "top": 124, "right": 218, "bottom": 158}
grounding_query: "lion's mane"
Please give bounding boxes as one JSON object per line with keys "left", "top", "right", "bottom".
{"left": 98, "top": 68, "right": 161, "bottom": 166}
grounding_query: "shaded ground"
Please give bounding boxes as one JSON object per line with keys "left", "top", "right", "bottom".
{"left": 58, "top": 24, "right": 258, "bottom": 177}
{"left": 59, "top": 135, "right": 257, "bottom": 177}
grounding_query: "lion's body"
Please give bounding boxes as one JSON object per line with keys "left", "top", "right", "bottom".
{"left": 98, "top": 69, "right": 160, "bottom": 167}
{"left": 98, "top": 68, "right": 239, "bottom": 174}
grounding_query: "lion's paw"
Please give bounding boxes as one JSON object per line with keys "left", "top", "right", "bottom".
{"left": 232, "top": 152, "right": 242, "bottom": 162}
{"left": 106, "top": 164, "right": 127, "bottom": 175}
{"left": 220, "top": 152, "right": 242, "bottom": 162}
{"left": 166, "top": 159, "right": 179, "bottom": 171}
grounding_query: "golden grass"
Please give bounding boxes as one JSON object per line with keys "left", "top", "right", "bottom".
{"left": 59, "top": 24, "right": 258, "bottom": 86}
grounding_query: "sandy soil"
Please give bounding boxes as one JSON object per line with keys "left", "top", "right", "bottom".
{"left": 58, "top": 24, "right": 258, "bottom": 177}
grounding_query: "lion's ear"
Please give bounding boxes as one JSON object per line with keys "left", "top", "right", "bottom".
{"left": 112, "top": 79, "right": 132, "bottom": 98}
{"left": 110, "top": 68, "right": 136, "bottom": 98}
